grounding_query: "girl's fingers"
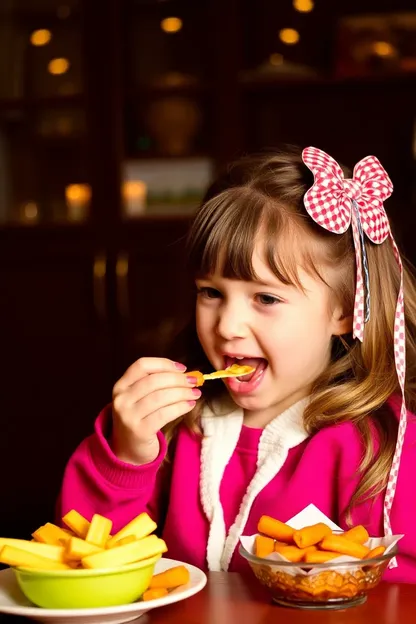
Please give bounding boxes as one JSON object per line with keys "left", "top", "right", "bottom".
{"left": 116, "top": 386, "right": 201, "bottom": 422}
{"left": 144, "top": 400, "right": 198, "bottom": 432}
{"left": 117, "top": 372, "right": 196, "bottom": 408}
{"left": 113, "top": 358, "right": 186, "bottom": 395}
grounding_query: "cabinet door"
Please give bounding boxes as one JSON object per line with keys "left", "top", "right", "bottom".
{"left": 0, "top": 229, "right": 112, "bottom": 537}
{"left": 113, "top": 218, "right": 193, "bottom": 378}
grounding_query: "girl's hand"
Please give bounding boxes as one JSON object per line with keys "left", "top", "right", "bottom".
{"left": 111, "top": 358, "right": 200, "bottom": 465}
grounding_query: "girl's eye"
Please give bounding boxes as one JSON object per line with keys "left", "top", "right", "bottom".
{"left": 256, "top": 293, "right": 281, "bottom": 306}
{"left": 197, "top": 287, "right": 222, "bottom": 299}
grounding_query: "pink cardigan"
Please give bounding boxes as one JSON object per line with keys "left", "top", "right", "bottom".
{"left": 58, "top": 397, "right": 416, "bottom": 582}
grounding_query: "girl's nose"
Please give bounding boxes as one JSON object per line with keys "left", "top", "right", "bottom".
{"left": 216, "top": 304, "right": 248, "bottom": 340}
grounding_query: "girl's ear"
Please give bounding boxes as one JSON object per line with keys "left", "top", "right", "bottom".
{"left": 332, "top": 308, "right": 353, "bottom": 336}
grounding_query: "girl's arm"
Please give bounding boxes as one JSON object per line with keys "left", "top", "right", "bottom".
{"left": 57, "top": 405, "right": 169, "bottom": 532}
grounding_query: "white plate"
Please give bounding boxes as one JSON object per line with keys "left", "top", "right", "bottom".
{"left": 0, "top": 558, "right": 207, "bottom": 624}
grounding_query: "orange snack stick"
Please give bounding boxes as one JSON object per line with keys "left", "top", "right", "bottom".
{"left": 149, "top": 565, "right": 190, "bottom": 589}
{"left": 258, "top": 516, "right": 294, "bottom": 542}
{"left": 273, "top": 545, "right": 309, "bottom": 563}
{"left": 343, "top": 525, "right": 369, "bottom": 545}
{"left": 293, "top": 523, "right": 332, "bottom": 549}
{"left": 255, "top": 535, "right": 275, "bottom": 558}
{"left": 186, "top": 371, "right": 205, "bottom": 387}
{"left": 304, "top": 551, "right": 341, "bottom": 564}
{"left": 32, "top": 523, "right": 72, "bottom": 546}
{"left": 320, "top": 535, "right": 370, "bottom": 559}
{"left": 62, "top": 510, "right": 90, "bottom": 539}
{"left": 143, "top": 588, "right": 169, "bottom": 601}
{"left": 367, "top": 546, "right": 386, "bottom": 559}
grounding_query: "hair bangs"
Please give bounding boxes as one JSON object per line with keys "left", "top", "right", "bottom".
{"left": 187, "top": 187, "right": 326, "bottom": 290}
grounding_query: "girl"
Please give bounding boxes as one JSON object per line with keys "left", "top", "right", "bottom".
{"left": 59, "top": 146, "right": 416, "bottom": 581}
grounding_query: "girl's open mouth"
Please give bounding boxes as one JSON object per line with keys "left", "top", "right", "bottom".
{"left": 223, "top": 357, "right": 268, "bottom": 394}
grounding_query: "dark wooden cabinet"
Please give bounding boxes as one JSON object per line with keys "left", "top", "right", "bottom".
{"left": 0, "top": 220, "right": 192, "bottom": 537}
{"left": 0, "top": 229, "right": 111, "bottom": 535}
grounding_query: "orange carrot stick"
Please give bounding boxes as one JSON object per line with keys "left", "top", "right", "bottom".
{"left": 186, "top": 371, "right": 205, "bottom": 387}
{"left": 273, "top": 544, "right": 314, "bottom": 563}
{"left": 304, "top": 551, "right": 341, "bottom": 564}
{"left": 255, "top": 535, "right": 275, "bottom": 558}
{"left": 343, "top": 525, "right": 369, "bottom": 545}
{"left": 143, "top": 588, "right": 169, "bottom": 601}
{"left": 149, "top": 565, "right": 190, "bottom": 589}
{"left": 320, "top": 535, "right": 370, "bottom": 559}
{"left": 257, "top": 516, "right": 294, "bottom": 542}
{"left": 366, "top": 546, "right": 386, "bottom": 559}
{"left": 293, "top": 523, "right": 332, "bottom": 549}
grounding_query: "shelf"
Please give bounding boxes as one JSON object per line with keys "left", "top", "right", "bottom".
{"left": 0, "top": 94, "right": 84, "bottom": 113}
{"left": 240, "top": 72, "right": 416, "bottom": 93}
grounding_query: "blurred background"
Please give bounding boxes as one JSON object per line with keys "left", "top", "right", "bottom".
{"left": 0, "top": 0, "right": 415, "bottom": 536}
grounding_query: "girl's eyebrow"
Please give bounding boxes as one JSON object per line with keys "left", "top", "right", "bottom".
{"left": 252, "top": 278, "right": 290, "bottom": 289}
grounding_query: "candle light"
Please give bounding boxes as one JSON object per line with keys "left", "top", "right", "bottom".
{"left": 19, "top": 201, "right": 39, "bottom": 224}
{"left": 122, "top": 180, "right": 147, "bottom": 217}
{"left": 65, "top": 184, "right": 91, "bottom": 222}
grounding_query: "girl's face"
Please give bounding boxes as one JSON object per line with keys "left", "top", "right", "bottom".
{"left": 195, "top": 241, "right": 349, "bottom": 427}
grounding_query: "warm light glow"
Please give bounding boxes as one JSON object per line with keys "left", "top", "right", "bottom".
{"left": 372, "top": 41, "right": 396, "bottom": 58}
{"left": 22, "top": 202, "right": 39, "bottom": 221}
{"left": 161, "top": 17, "right": 183, "bottom": 33}
{"left": 279, "top": 28, "right": 300, "bottom": 45}
{"left": 48, "top": 58, "right": 70, "bottom": 75}
{"left": 293, "top": 0, "right": 314, "bottom": 13}
{"left": 65, "top": 184, "right": 91, "bottom": 222}
{"left": 65, "top": 184, "right": 92, "bottom": 203}
{"left": 122, "top": 181, "right": 147, "bottom": 216}
{"left": 123, "top": 181, "right": 147, "bottom": 199}
{"left": 269, "top": 53, "right": 284, "bottom": 66}
{"left": 30, "top": 29, "right": 52, "bottom": 46}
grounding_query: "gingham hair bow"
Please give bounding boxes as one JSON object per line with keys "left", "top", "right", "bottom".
{"left": 302, "top": 147, "right": 406, "bottom": 565}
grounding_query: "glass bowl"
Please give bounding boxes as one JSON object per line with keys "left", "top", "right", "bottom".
{"left": 239, "top": 544, "right": 396, "bottom": 610}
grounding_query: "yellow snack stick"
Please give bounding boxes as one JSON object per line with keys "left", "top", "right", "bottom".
{"left": 32, "top": 523, "right": 72, "bottom": 546}
{"left": 82, "top": 535, "right": 167, "bottom": 569}
{"left": 0, "top": 539, "right": 66, "bottom": 563}
{"left": 106, "top": 535, "right": 136, "bottom": 549}
{"left": 187, "top": 364, "right": 255, "bottom": 387}
{"left": 65, "top": 536, "right": 103, "bottom": 560}
{"left": 106, "top": 512, "right": 157, "bottom": 548}
{"left": 202, "top": 364, "right": 255, "bottom": 381}
{"left": 85, "top": 514, "right": 113, "bottom": 548}
{"left": 62, "top": 510, "right": 90, "bottom": 539}
{"left": 0, "top": 546, "right": 71, "bottom": 570}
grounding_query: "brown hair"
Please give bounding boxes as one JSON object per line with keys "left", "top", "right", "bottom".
{"left": 166, "top": 146, "right": 416, "bottom": 519}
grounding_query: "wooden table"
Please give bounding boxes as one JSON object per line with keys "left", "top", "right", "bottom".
{"left": 0, "top": 573, "right": 413, "bottom": 623}
{"left": 143, "top": 572, "right": 414, "bottom": 624}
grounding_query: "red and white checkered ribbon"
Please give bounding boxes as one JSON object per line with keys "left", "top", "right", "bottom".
{"left": 302, "top": 147, "right": 406, "bottom": 564}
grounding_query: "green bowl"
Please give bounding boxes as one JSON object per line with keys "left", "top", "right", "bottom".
{"left": 13, "top": 554, "right": 161, "bottom": 609}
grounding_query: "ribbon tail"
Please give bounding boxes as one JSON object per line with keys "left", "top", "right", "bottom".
{"left": 384, "top": 236, "right": 406, "bottom": 569}
{"left": 350, "top": 210, "right": 365, "bottom": 342}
